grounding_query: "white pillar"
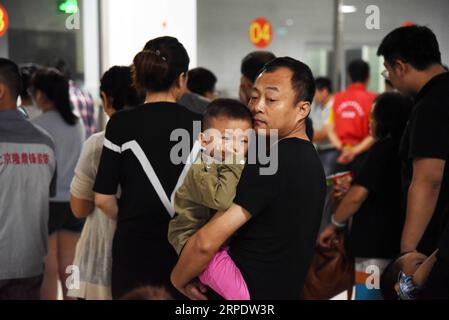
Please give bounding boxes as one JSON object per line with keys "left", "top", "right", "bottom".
{"left": 82, "top": 0, "right": 101, "bottom": 100}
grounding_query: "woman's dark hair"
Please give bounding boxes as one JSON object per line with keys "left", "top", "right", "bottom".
{"left": 202, "top": 99, "right": 253, "bottom": 130}
{"left": 372, "top": 92, "right": 412, "bottom": 140}
{"left": 20, "top": 63, "right": 42, "bottom": 101}
{"left": 187, "top": 67, "right": 217, "bottom": 96}
{"left": 32, "top": 68, "right": 78, "bottom": 126}
{"left": 100, "top": 66, "right": 142, "bottom": 111}
{"left": 132, "top": 36, "right": 190, "bottom": 93}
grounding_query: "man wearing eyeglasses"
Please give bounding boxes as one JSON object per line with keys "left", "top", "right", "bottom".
{"left": 378, "top": 25, "right": 449, "bottom": 299}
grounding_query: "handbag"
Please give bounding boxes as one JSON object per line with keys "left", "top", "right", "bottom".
{"left": 303, "top": 233, "right": 355, "bottom": 300}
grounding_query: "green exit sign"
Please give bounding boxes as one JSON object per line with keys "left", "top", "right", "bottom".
{"left": 58, "top": 0, "right": 78, "bottom": 14}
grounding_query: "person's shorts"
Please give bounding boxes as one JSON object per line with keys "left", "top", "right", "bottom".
{"left": 48, "top": 202, "right": 85, "bottom": 235}
{"left": 0, "top": 275, "right": 43, "bottom": 300}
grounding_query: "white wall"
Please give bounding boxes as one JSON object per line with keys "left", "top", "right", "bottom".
{"left": 197, "top": 0, "right": 449, "bottom": 97}
{"left": 101, "top": 0, "right": 197, "bottom": 72}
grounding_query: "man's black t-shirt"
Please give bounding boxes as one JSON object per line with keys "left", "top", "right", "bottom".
{"left": 349, "top": 137, "right": 404, "bottom": 259}
{"left": 229, "top": 138, "right": 326, "bottom": 300}
{"left": 400, "top": 72, "right": 449, "bottom": 255}
{"left": 93, "top": 102, "right": 201, "bottom": 298}
{"left": 438, "top": 221, "right": 449, "bottom": 260}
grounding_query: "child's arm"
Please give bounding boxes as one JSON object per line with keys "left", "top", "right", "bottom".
{"left": 413, "top": 249, "right": 439, "bottom": 287}
{"left": 188, "top": 162, "right": 244, "bottom": 211}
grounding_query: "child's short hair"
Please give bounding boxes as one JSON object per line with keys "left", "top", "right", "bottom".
{"left": 202, "top": 98, "right": 253, "bottom": 131}
{"left": 119, "top": 286, "right": 173, "bottom": 300}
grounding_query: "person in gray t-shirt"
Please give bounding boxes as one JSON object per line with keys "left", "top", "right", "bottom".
{"left": 310, "top": 77, "right": 338, "bottom": 176}
{"left": 0, "top": 58, "right": 56, "bottom": 300}
{"left": 30, "top": 68, "right": 85, "bottom": 300}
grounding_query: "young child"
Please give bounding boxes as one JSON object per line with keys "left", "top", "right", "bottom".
{"left": 168, "top": 98, "right": 253, "bottom": 300}
{"left": 381, "top": 250, "right": 438, "bottom": 300}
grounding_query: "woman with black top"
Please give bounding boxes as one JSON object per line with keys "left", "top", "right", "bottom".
{"left": 93, "top": 37, "right": 201, "bottom": 299}
{"left": 319, "top": 92, "right": 412, "bottom": 300}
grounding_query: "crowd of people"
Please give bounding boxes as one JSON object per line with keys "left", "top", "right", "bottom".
{"left": 0, "top": 24, "right": 448, "bottom": 300}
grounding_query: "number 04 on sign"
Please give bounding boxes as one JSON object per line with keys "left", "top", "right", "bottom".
{"left": 249, "top": 17, "right": 273, "bottom": 48}
{"left": 0, "top": 4, "right": 9, "bottom": 38}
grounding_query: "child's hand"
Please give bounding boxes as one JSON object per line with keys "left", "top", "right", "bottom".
{"left": 223, "top": 143, "right": 245, "bottom": 164}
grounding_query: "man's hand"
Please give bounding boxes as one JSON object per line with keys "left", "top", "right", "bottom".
{"left": 174, "top": 279, "right": 208, "bottom": 300}
{"left": 170, "top": 204, "right": 252, "bottom": 300}
{"left": 332, "top": 182, "right": 351, "bottom": 201}
{"left": 337, "top": 146, "right": 356, "bottom": 164}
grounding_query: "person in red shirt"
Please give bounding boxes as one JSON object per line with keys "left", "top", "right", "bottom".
{"left": 327, "top": 59, "right": 376, "bottom": 175}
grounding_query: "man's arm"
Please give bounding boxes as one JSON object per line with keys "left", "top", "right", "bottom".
{"left": 171, "top": 203, "right": 251, "bottom": 298}
{"left": 326, "top": 123, "right": 343, "bottom": 150}
{"left": 401, "top": 158, "right": 445, "bottom": 253}
{"left": 338, "top": 136, "right": 375, "bottom": 164}
{"left": 352, "top": 136, "right": 375, "bottom": 156}
{"left": 95, "top": 193, "right": 119, "bottom": 220}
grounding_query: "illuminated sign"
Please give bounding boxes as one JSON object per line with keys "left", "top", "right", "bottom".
{"left": 249, "top": 17, "right": 272, "bottom": 48}
{"left": 0, "top": 4, "right": 9, "bottom": 38}
{"left": 58, "top": 0, "right": 79, "bottom": 14}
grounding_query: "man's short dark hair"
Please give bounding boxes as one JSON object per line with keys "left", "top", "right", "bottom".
{"left": 348, "top": 59, "right": 370, "bottom": 83}
{"left": 0, "top": 58, "right": 21, "bottom": 99}
{"left": 315, "top": 77, "right": 332, "bottom": 93}
{"left": 187, "top": 67, "right": 217, "bottom": 96}
{"left": 202, "top": 98, "right": 253, "bottom": 130}
{"left": 259, "top": 57, "right": 316, "bottom": 104}
{"left": 241, "top": 51, "right": 276, "bottom": 83}
{"left": 377, "top": 25, "right": 441, "bottom": 71}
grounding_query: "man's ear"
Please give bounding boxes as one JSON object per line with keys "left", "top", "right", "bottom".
{"left": 295, "top": 101, "right": 311, "bottom": 121}
{"left": 394, "top": 60, "right": 408, "bottom": 77}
